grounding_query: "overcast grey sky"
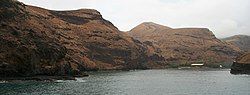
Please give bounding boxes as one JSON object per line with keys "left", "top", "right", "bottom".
{"left": 18, "top": 0, "right": 250, "bottom": 38}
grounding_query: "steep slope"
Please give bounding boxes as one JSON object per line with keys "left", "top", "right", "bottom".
{"left": 222, "top": 35, "right": 250, "bottom": 52}
{"left": 0, "top": 0, "right": 163, "bottom": 77}
{"left": 231, "top": 53, "right": 250, "bottom": 74}
{"left": 128, "top": 22, "right": 241, "bottom": 67}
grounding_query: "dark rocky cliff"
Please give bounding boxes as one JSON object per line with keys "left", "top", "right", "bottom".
{"left": 0, "top": 0, "right": 164, "bottom": 77}
{"left": 230, "top": 53, "right": 250, "bottom": 74}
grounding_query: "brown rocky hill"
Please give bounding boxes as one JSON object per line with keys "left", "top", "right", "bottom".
{"left": 236, "top": 53, "right": 250, "bottom": 64}
{"left": 128, "top": 22, "right": 241, "bottom": 67}
{"left": 0, "top": 0, "right": 164, "bottom": 77}
{"left": 222, "top": 35, "right": 250, "bottom": 52}
{"left": 230, "top": 53, "right": 250, "bottom": 74}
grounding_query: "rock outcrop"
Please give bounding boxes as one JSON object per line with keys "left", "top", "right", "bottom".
{"left": 230, "top": 53, "right": 250, "bottom": 74}
{"left": 0, "top": 0, "right": 163, "bottom": 77}
{"left": 128, "top": 22, "right": 241, "bottom": 67}
{"left": 222, "top": 35, "right": 250, "bottom": 52}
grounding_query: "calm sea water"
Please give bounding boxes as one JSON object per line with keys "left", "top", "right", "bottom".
{"left": 0, "top": 69, "right": 249, "bottom": 95}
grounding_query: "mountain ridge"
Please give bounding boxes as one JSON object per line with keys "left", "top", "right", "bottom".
{"left": 222, "top": 35, "right": 250, "bottom": 52}
{"left": 128, "top": 22, "right": 241, "bottom": 66}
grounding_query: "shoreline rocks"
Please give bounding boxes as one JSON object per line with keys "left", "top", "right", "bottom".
{"left": 230, "top": 53, "right": 250, "bottom": 74}
{"left": 230, "top": 62, "right": 250, "bottom": 74}
{"left": 0, "top": 74, "right": 89, "bottom": 82}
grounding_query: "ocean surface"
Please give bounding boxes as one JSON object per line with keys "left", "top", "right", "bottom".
{"left": 0, "top": 69, "right": 249, "bottom": 95}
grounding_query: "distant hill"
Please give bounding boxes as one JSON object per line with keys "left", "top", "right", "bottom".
{"left": 128, "top": 22, "right": 241, "bottom": 66}
{"left": 222, "top": 35, "right": 250, "bottom": 52}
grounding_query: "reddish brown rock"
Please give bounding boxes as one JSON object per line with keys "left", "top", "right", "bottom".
{"left": 222, "top": 35, "right": 250, "bottom": 52}
{"left": 0, "top": 0, "right": 164, "bottom": 77}
{"left": 128, "top": 22, "right": 241, "bottom": 67}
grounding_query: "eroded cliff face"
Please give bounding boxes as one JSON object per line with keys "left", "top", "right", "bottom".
{"left": 230, "top": 53, "right": 250, "bottom": 74}
{"left": 128, "top": 22, "right": 241, "bottom": 66}
{"left": 0, "top": 0, "right": 164, "bottom": 77}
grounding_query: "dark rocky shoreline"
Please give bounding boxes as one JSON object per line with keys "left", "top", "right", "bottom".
{"left": 230, "top": 62, "right": 250, "bottom": 74}
{"left": 230, "top": 53, "right": 250, "bottom": 74}
{"left": 0, "top": 67, "right": 229, "bottom": 82}
{"left": 0, "top": 75, "right": 89, "bottom": 82}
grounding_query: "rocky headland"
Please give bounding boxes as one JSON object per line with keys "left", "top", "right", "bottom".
{"left": 0, "top": 0, "right": 165, "bottom": 79}
{"left": 230, "top": 53, "right": 250, "bottom": 74}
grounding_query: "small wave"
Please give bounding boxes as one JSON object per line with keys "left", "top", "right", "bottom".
{"left": 0, "top": 81, "right": 8, "bottom": 83}
{"left": 55, "top": 80, "right": 65, "bottom": 83}
{"left": 55, "top": 78, "right": 86, "bottom": 83}
{"left": 237, "top": 74, "right": 250, "bottom": 77}
{"left": 75, "top": 78, "right": 86, "bottom": 82}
